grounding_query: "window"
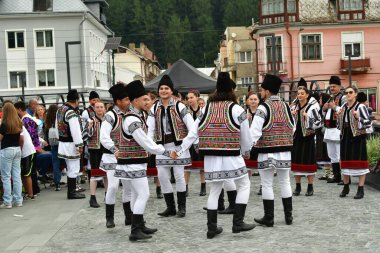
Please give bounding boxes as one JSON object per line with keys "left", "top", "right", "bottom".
{"left": 287, "top": 0, "right": 297, "bottom": 13}
{"left": 33, "top": 0, "right": 52, "bottom": 11}
{"left": 262, "top": 0, "right": 284, "bottom": 15}
{"left": 302, "top": 34, "right": 322, "bottom": 60}
{"left": 339, "top": 0, "right": 363, "bottom": 10}
{"left": 266, "top": 36, "right": 282, "bottom": 62}
{"left": 7, "top": 31, "right": 24, "bottom": 49}
{"left": 37, "top": 70, "right": 55, "bottom": 87}
{"left": 359, "top": 88, "right": 377, "bottom": 113}
{"left": 344, "top": 43, "right": 361, "bottom": 57}
{"left": 241, "top": 77, "right": 253, "bottom": 85}
{"left": 9, "top": 72, "right": 26, "bottom": 88}
{"left": 239, "top": 52, "right": 252, "bottom": 63}
{"left": 342, "top": 32, "right": 363, "bottom": 58}
{"left": 36, "top": 30, "right": 53, "bottom": 47}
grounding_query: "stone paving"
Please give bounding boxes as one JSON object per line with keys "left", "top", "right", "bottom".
{"left": 1, "top": 171, "right": 380, "bottom": 253}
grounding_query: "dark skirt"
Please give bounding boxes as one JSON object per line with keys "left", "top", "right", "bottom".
{"left": 291, "top": 128, "right": 317, "bottom": 173}
{"left": 89, "top": 149, "right": 106, "bottom": 177}
{"left": 315, "top": 128, "right": 330, "bottom": 163}
{"left": 187, "top": 145, "right": 204, "bottom": 169}
{"left": 245, "top": 147, "right": 258, "bottom": 169}
{"left": 340, "top": 126, "right": 368, "bottom": 169}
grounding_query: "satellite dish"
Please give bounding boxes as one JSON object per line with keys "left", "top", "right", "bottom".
{"left": 231, "top": 32, "right": 236, "bottom": 38}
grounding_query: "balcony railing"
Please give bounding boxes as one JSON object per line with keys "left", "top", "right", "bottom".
{"left": 258, "top": 61, "right": 287, "bottom": 74}
{"left": 340, "top": 58, "right": 371, "bottom": 74}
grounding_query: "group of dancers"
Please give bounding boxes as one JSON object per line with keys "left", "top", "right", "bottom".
{"left": 55, "top": 71, "right": 372, "bottom": 241}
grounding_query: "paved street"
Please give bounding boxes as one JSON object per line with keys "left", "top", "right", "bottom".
{"left": 1, "top": 171, "right": 380, "bottom": 253}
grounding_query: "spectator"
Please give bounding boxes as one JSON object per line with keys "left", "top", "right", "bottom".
{"left": 0, "top": 103, "right": 24, "bottom": 208}
{"left": 27, "top": 98, "right": 39, "bottom": 116}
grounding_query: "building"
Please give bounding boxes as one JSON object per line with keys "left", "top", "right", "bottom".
{"left": 0, "top": 0, "right": 113, "bottom": 102}
{"left": 114, "top": 43, "right": 161, "bottom": 85}
{"left": 215, "top": 26, "right": 258, "bottom": 95}
{"left": 252, "top": 0, "right": 380, "bottom": 115}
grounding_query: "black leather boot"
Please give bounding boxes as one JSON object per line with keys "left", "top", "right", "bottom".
{"left": 105, "top": 204, "right": 115, "bottom": 228}
{"left": 232, "top": 204, "right": 256, "bottom": 233}
{"left": 89, "top": 195, "right": 100, "bottom": 208}
{"left": 207, "top": 209, "right": 223, "bottom": 239}
{"left": 354, "top": 186, "right": 364, "bottom": 199}
{"left": 293, "top": 183, "right": 301, "bottom": 196}
{"left": 129, "top": 214, "right": 152, "bottom": 241}
{"left": 327, "top": 163, "right": 341, "bottom": 183}
{"left": 339, "top": 184, "right": 350, "bottom": 198}
{"left": 123, "top": 202, "right": 132, "bottom": 226}
{"left": 157, "top": 193, "right": 177, "bottom": 217}
{"left": 185, "top": 185, "right": 189, "bottom": 197}
{"left": 282, "top": 197, "right": 293, "bottom": 225}
{"left": 141, "top": 216, "right": 158, "bottom": 234}
{"left": 219, "top": 190, "right": 236, "bottom": 214}
{"left": 156, "top": 186, "right": 163, "bottom": 199}
{"left": 305, "top": 184, "right": 314, "bottom": 196}
{"left": 254, "top": 199, "right": 274, "bottom": 227}
{"left": 176, "top": 191, "right": 186, "bottom": 218}
{"left": 67, "top": 177, "right": 85, "bottom": 199}
{"left": 199, "top": 183, "right": 206, "bottom": 196}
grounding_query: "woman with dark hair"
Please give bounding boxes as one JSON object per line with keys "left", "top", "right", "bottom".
{"left": 185, "top": 89, "right": 207, "bottom": 196}
{"left": 338, "top": 86, "right": 371, "bottom": 199}
{"left": 291, "top": 87, "right": 321, "bottom": 196}
{"left": 45, "top": 104, "right": 62, "bottom": 191}
{"left": 0, "top": 103, "right": 24, "bottom": 208}
{"left": 176, "top": 72, "right": 255, "bottom": 238}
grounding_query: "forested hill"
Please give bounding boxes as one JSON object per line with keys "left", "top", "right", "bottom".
{"left": 106, "top": 0, "right": 258, "bottom": 68}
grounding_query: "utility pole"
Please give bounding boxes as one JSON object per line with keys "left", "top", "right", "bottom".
{"left": 65, "top": 41, "right": 81, "bottom": 92}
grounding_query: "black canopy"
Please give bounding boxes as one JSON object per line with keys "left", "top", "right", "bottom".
{"left": 145, "top": 59, "right": 216, "bottom": 93}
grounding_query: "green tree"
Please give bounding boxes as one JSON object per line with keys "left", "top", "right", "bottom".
{"left": 223, "top": 0, "right": 259, "bottom": 27}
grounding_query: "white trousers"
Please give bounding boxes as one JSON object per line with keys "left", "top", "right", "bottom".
{"left": 157, "top": 166, "right": 186, "bottom": 193}
{"left": 326, "top": 141, "right": 340, "bottom": 164}
{"left": 259, "top": 168, "right": 292, "bottom": 200}
{"left": 207, "top": 175, "right": 250, "bottom": 210}
{"left": 130, "top": 177, "right": 150, "bottom": 215}
{"left": 223, "top": 179, "right": 237, "bottom": 191}
{"left": 66, "top": 159, "right": 80, "bottom": 179}
{"left": 105, "top": 170, "right": 131, "bottom": 204}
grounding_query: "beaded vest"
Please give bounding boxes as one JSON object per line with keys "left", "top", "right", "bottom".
{"left": 117, "top": 111, "right": 149, "bottom": 164}
{"left": 293, "top": 102, "right": 315, "bottom": 137}
{"left": 154, "top": 100, "right": 188, "bottom": 145}
{"left": 88, "top": 116, "right": 102, "bottom": 149}
{"left": 56, "top": 104, "right": 76, "bottom": 141}
{"left": 339, "top": 102, "right": 367, "bottom": 137}
{"left": 198, "top": 101, "right": 240, "bottom": 156}
{"left": 256, "top": 99, "right": 294, "bottom": 153}
{"left": 86, "top": 106, "right": 96, "bottom": 118}
{"left": 324, "top": 93, "right": 343, "bottom": 128}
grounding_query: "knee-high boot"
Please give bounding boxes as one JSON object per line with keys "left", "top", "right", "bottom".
{"left": 129, "top": 214, "right": 152, "bottom": 241}
{"left": 282, "top": 197, "right": 293, "bottom": 225}
{"left": 177, "top": 191, "right": 186, "bottom": 218}
{"left": 123, "top": 202, "right": 132, "bottom": 226}
{"left": 67, "top": 177, "right": 85, "bottom": 199}
{"left": 157, "top": 193, "right": 177, "bottom": 217}
{"left": 207, "top": 209, "right": 223, "bottom": 239}
{"left": 218, "top": 190, "right": 236, "bottom": 214}
{"left": 232, "top": 204, "right": 256, "bottom": 233}
{"left": 105, "top": 204, "right": 115, "bottom": 228}
{"left": 254, "top": 199, "right": 274, "bottom": 227}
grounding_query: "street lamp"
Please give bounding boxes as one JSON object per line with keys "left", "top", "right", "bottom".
{"left": 345, "top": 46, "right": 354, "bottom": 86}
{"left": 297, "top": 28, "right": 304, "bottom": 78}
{"left": 259, "top": 33, "right": 277, "bottom": 75}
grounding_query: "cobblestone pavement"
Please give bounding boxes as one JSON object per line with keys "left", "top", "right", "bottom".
{"left": 1, "top": 171, "right": 380, "bottom": 253}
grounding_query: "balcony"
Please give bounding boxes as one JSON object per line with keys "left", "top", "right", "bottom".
{"left": 258, "top": 61, "right": 287, "bottom": 75}
{"left": 340, "top": 58, "right": 371, "bottom": 74}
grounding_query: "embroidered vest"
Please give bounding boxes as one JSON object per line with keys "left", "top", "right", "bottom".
{"left": 88, "top": 116, "right": 101, "bottom": 149}
{"left": 324, "top": 93, "right": 343, "bottom": 128}
{"left": 293, "top": 103, "right": 315, "bottom": 137}
{"left": 247, "top": 108, "right": 256, "bottom": 127}
{"left": 154, "top": 101, "right": 188, "bottom": 145}
{"left": 117, "top": 112, "right": 149, "bottom": 164}
{"left": 188, "top": 106, "right": 201, "bottom": 121}
{"left": 198, "top": 101, "right": 241, "bottom": 156}
{"left": 256, "top": 100, "right": 294, "bottom": 153}
{"left": 340, "top": 102, "right": 367, "bottom": 137}
{"left": 57, "top": 104, "right": 75, "bottom": 142}
{"left": 86, "top": 106, "right": 96, "bottom": 118}
{"left": 103, "top": 109, "right": 122, "bottom": 154}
